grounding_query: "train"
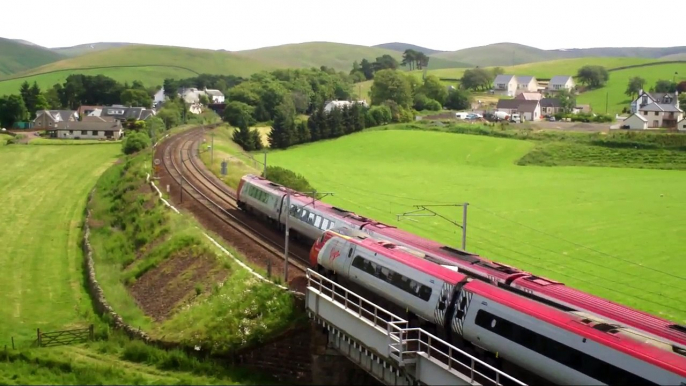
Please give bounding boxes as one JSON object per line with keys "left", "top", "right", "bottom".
{"left": 235, "top": 173, "right": 686, "bottom": 354}
{"left": 309, "top": 227, "right": 686, "bottom": 385}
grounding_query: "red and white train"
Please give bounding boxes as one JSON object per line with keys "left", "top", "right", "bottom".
{"left": 236, "top": 174, "right": 686, "bottom": 355}
{"left": 310, "top": 228, "right": 686, "bottom": 385}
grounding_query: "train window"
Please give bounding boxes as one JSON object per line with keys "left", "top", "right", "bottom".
{"left": 321, "top": 219, "right": 330, "bottom": 229}
{"left": 314, "top": 216, "right": 322, "bottom": 228}
{"left": 308, "top": 213, "right": 315, "bottom": 224}
{"left": 350, "top": 255, "right": 432, "bottom": 302}
{"left": 300, "top": 209, "right": 309, "bottom": 221}
{"left": 474, "top": 310, "right": 658, "bottom": 386}
{"left": 289, "top": 204, "right": 299, "bottom": 216}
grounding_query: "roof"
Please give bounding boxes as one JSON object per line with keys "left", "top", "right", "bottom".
{"left": 493, "top": 74, "right": 515, "bottom": 84}
{"left": 36, "top": 110, "right": 78, "bottom": 122}
{"left": 639, "top": 91, "right": 679, "bottom": 106}
{"left": 640, "top": 102, "right": 683, "bottom": 113}
{"left": 515, "top": 92, "right": 542, "bottom": 101}
{"left": 77, "top": 105, "right": 102, "bottom": 115}
{"left": 549, "top": 75, "right": 573, "bottom": 85}
{"left": 140, "top": 110, "right": 155, "bottom": 120}
{"left": 54, "top": 121, "right": 122, "bottom": 131}
{"left": 204, "top": 89, "right": 224, "bottom": 97}
{"left": 82, "top": 116, "right": 116, "bottom": 122}
{"left": 519, "top": 102, "right": 539, "bottom": 113}
{"left": 626, "top": 113, "right": 648, "bottom": 122}
{"left": 469, "top": 280, "right": 686, "bottom": 377}
{"left": 540, "top": 98, "right": 562, "bottom": 108}
{"left": 496, "top": 99, "right": 539, "bottom": 110}
{"left": 516, "top": 75, "right": 536, "bottom": 84}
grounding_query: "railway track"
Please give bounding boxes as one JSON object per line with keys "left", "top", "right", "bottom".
{"left": 155, "top": 126, "right": 310, "bottom": 288}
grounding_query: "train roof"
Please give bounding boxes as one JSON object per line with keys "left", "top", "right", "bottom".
{"left": 467, "top": 280, "right": 686, "bottom": 377}
{"left": 325, "top": 229, "right": 468, "bottom": 285}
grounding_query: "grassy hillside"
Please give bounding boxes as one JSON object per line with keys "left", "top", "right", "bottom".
{"left": 0, "top": 66, "right": 197, "bottom": 96}
{"left": 552, "top": 46, "right": 686, "bottom": 59}
{"left": 0, "top": 38, "right": 65, "bottom": 76}
{"left": 235, "top": 41, "right": 470, "bottom": 72}
{"left": 660, "top": 53, "right": 686, "bottom": 60}
{"left": 373, "top": 42, "right": 445, "bottom": 55}
{"left": 577, "top": 62, "right": 686, "bottom": 114}
{"left": 265, "top": 128, "right": 686, "bottom": 323}
{"left": 424, "top": 57, "right": 662, "bottom": 80}
{"left": 51, "top": 42, "right": 135, "bottom": 57}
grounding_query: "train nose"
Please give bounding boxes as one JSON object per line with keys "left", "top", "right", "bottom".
{"left": 309, "top": 244, "right": 320, "bottom": 268}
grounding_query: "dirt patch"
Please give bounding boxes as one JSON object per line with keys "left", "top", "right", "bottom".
{"left": 128, "top": 249, "right": 228, "bottom": 321}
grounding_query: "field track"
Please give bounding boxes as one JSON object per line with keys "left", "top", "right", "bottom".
{"left": 154, "top": 126, "right": 310, "bottom": 291}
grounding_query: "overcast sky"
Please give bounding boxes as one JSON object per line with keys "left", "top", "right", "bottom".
{"left": 3, "top": 0, "right": 685, "bottom": 51}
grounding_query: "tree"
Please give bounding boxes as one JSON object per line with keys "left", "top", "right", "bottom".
{"left": 43, "top": 87, "right": 62, "bottom": 109}
{"left": 120, "top": 89, "right": 152, "bottom": 108}
{"left": 223, "top": 101, "right": 256, "bottom": 129}
{"left": 122, "top": 131, "right": 151, "bottom": 155}
{"left": 460, "top": 69, "right": 494, "bottom": 91}
{"left": 360, "top": 59, "right": 374, "bottom": 80}
{"left": 0, "top": 94, "right": 30, "bottom": 128}
{"left": 556, "top": 89, "right": 576, "bottom": 113}
{"left": 268, "top": 101, "right": 297, "bottom": 149}
{"left": 444, "top": 89, "right": 471, "bottom": 110}
{"left": 156, "top": 107, "right": 181, "bottom": 129}
{"left": 401, "top": 50, "right": 418, "bottom": 70}
{"left": 163, "top": 78, "right": 178, "bottom": 99}
{"left": 625, "top": 76, "right": 646, "bottom": 99}
{"left": 370, "top": 69, "right": 413, "bottom": 108}
{"left": 577, "top": 65, "right": 609, "bottom": 89}
{"left": 653, "top": 79, "right": 677, "bottom": 93}
{"left": 421, "top": 75, "right": 448, "bottom": 106}
{"left": 676, "top": 81, "right": 686, "bottom": 93}
{"left": 198, "top": 94, "right": 210, "bottom": 106}
{"left": 372, "top": 55, "right": 399, "bottom": 72}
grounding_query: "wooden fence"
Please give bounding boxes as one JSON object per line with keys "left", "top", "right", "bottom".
{"left": 36, "top": 325, "right": 94, "bottom": 347}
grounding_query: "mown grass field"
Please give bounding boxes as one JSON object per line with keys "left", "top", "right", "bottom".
{"left": 422, "top": 57, "right": 662, "bottom": 80}
{"left": 577, "top": 63, "right": 686, "bottom": 114}
{"left": 0, "top": 143, "right": 120, "bottom": 344}
{"left": 265, "top": 128, "right": 686, "bottom": 323}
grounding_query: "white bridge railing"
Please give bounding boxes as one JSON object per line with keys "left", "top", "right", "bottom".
{"left": 306, "top": 269, "right": 526, "bottom": 386}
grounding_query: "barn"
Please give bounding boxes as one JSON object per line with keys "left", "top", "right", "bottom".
{"left": 622, "top": 113, "right": 648, "bottom": 130}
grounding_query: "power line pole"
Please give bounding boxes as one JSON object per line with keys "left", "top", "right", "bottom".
{"left": 605, "top": 91, "right": 609, "bottom": 115}
{"left": 396, "top": 203, "right": 469, "bottom": 250}
{"left": 263, "top": 149, "right": 267, "bottom": 178}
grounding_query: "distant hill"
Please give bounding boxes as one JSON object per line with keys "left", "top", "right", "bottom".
{"left": 51, "top": 42, "right": 136, "bottom": 57}
{"left": 10, "top": 39, "right": 43, "bottom": 47}
{"left": 431, "top": 42, "right": 686, "bottom": 67}
{"left": 372, "top": 42, "right": 445, "bottom": 55}
{"left": 0, "top": 38, "right": 65, "bottom": 77}
{"left": 234, "top": 41, "right": 470, "bottom": 72}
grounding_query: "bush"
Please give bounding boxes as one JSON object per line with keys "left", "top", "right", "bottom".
{"left": 262, "top": 165, "right": 316, "bottom": 192}
{"left": 366, "top": 105, "right": 392, "bottom": 126}
{"left": 122, "top": 131, "right": 151, "bottom": 155}
{"left": 424, "top": 99, "right": 442, "bottom": 111}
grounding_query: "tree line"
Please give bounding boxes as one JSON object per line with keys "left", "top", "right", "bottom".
{"left": 400, "top": 49, "right": 430, "bottom": 71}
{"left": 625, "top": 77, "right": 686, "bottom": 98}
{"left": 349, "top": 55, "right": 399, "bottom": 82}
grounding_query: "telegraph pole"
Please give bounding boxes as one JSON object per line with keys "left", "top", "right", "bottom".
{"left": 263, "top": 149, "right": 267, "bottom": 178}
{"left": 397, "top": 203, "right": 469, "bottom": 250}
{"left": 284, "top": 190, "right": 290, "bottom": 283}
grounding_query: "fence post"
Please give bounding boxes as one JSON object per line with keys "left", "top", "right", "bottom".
{"left": 37, "top": 328, "right": 41, "bottom": 347}
{"left": 89, "top": 325, "right": 94, "bottom": 341}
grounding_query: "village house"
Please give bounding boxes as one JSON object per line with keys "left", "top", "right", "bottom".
{"left": 496, "top": 99, "right": 541, "bottom": 121}
{"left": 33, "top": 110, "right": 79, "bottom": 129}
{"left": 630, "top": 90, "right": 679, "bottom": 114}
{"left": 48, "top": 120, "right": 123, "bottom": 140}
{"left": 546, "top": 76, "right": 575, "bottom": 92}
{"left": 678, "top": 118, "right": 686, "bottom": 131}
{"left": 573, "top": 104, "right": 591, "bottom": 114}
{"left": 621, "top": 113, "right": 649, "bottom": 130}
{"left": 153, "top": 87, "right": 166, "bottom": 107}
{"left": 493, "top": 74, "right": 518, "bottom": 97}
{"left": 77, "top": 105, "right": 102, "bottom": 118}
{"left": 205, "top": 89, "right": 225, "bottom": 103}
{"left": 179, "top": 87, "right": 225, "bottom": 104}
{"left": 540, "top": 98, "right": 564, "bottom": 115}
{"left": 323, "top": 100, "right": 369, "bottom": 113}
{"left": 516, "top": 76, "right": 539, "bottom": 93}
{"left": 637, "top": 101, "right": 683, "bottom": 129}
{"left": 88, "top": 105, "right": 156, "bottom": 122}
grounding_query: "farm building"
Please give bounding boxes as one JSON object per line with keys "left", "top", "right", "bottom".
{"left": 540, "top": 98, "right": 563, "bottom": 116}
{"left": 679, "top": 118, "right": 686, "bottom": 131}
{"left": 323, "top": 100, "right": 368, "bottom": 113}
{"left": 48, "top": 121, "right": 123, "bottom": 140}
{"left": 621, "top": 113, "right": 648, "bottom": 130}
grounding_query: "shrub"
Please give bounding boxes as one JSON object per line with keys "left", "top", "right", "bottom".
{"left": 366, "top": 105, "right": 392, "bottom": 126}
{"left": 122, "top": 131, "right": 151, "bottom": 155}
{"left": 262, "top": 165, "right": 316, "bottom": 192}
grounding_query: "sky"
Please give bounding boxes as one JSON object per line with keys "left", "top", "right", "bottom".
{"left": 2, "top": 0, "right": 685, "bottom": 51}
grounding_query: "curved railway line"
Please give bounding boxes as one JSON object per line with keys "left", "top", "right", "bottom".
{"left": 154, "top": 126, "right": 310, "bottom": 291}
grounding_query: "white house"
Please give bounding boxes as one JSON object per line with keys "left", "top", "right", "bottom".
{"left": 50, "top": 121, "right": 123, "bottom": 140}
{"left": 516, "top": 76, "right": 539, "bottom": 93}
{"left": 621, "top": 113, "right": 648, "bottom": 130}
{"left": 678, "top": 118, "right": 686, "bottom": 131}
{"left": 153, "top": 87, "right": 166, "bottom": 107}
{"left": 496, "top": 99, "right": 541, "bottom": 121}
{"left": 547, "top": 76, "right": 575, "bottom": 92}
{"left": 204, "top": 89, "right": 225, "bottom": 103}
{"left": 493, "top": 74, "right": 518, "bottom": 97}
{"left": 514, "top": 92, "right": 543, "bottom": 101}
{"left": 630, "top": 90, "right": 679, "bottom": 114}
{"left": 638, "top": 101, "right": 683, "bottom": 129}
{"left": 33, "top": 110, "right": 78, "bottom": 128}
{"left": 323, "top": 100, "right": 368, "bottom": 113}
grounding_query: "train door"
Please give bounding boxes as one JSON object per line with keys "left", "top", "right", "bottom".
{"left": 433, "top": 282, "right": 455, "bottom": 327}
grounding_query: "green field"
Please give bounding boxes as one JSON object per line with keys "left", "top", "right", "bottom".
{"left": 0, "top": 66, "right": 198, "bottom": 96}
{"left": 0, "top": 38, "right": 64, "bottom": 77}
{"left": 423, "top": 57, "right": 662, "bottom": 80}
{"left": 577, "top": 63, "right": 686, "bottom": 114}
{"left": 265, "top": 129, "right": 686, "bottom": 323}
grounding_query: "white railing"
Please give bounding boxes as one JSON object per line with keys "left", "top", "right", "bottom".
{"left": 306, "top": 269, "right": 527, "bottom": 386}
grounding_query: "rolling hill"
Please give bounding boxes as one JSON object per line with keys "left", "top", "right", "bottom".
{"left": 0, "top": 38, "right": 65, "bottom": 76}
{"left": 372, "top": 42, "right": 445, "bottom": 55}
{"left": 233, "top": 41, "right": 470, "bottom": 72}
{"left": 51, "top": 42, "right": 135, "bottom": 57}
{"left": 0, "top": 45, "right": 278, "bottom": 94}
{"left": 430, "top": 42, "right": 686, "bottom": 67}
